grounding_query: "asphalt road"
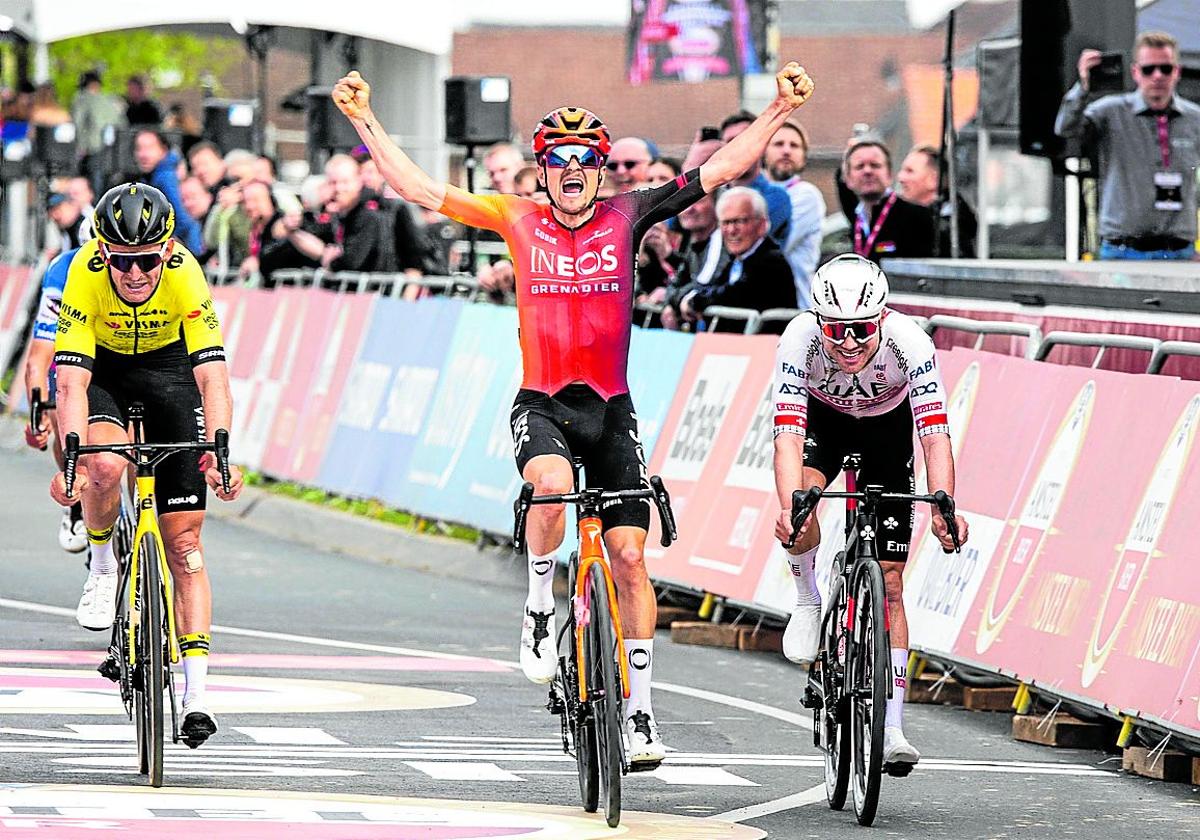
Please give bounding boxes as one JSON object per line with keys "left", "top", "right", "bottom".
{"left": 1, "top": 429, "right": 1197, "bottom": 839}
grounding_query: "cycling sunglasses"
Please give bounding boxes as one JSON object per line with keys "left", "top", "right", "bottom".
{"left": 819, "top": 318, "right": 880, "bottom": 343}
{"left": 101, "top": 243, "right": 168, "bottom": 274}
{"left": 543, "top": 144, "right": 604, "bottom": 169}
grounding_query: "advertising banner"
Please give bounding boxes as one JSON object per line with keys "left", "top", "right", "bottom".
{"left": 222, "top": 289, "right": 290, "bottom": 470}
{"left": 627, "top": 0, "right": 767, "bottom": 84}
{"left": 319, "top": 297, "right": 462, "bottom": 499}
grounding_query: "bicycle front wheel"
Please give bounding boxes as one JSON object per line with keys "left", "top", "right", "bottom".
{"left": 567, "top": 555, "right": 599, "bottom": 813}
{"left": 134, "top": 533, "right": 166, "bottom": 788}
{"left": 820, "top": 573, "right": 851, "bottom": 811}
{"left": 850, "top": 560, "right": 888, "bottom": 826}
{"left": 588, "top": 562, "right": 623, "bottom": 828}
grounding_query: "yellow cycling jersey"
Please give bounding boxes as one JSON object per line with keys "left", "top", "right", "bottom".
{"left": 54, "top": 239, "right": 225, "bottom": 369}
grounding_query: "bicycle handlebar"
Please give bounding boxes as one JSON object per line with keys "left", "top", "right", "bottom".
{"left": 512, "top": 475, "right": 679, "bottom": 554}
{"left": 63, "top": 430, "right": 233, "bottom": 498}
{"left": 785, "top": 486, "right": 961, "bottom": 553}
{"left": 29, "top": 387, "right": 54, "bottom": 450}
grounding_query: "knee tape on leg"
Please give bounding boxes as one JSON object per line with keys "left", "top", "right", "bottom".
{"left": 184, "top": 550, "right": 204, "bottom": 574}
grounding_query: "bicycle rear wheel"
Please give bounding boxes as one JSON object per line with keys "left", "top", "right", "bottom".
{"left": 588, "top": 562, "right": 623, "bottom": 828}
{"left": 850, "top": 560, "right": 888, "bottom": 826}
{"left": 820, "top": 574, "right": 851, "bottom": 811}
{"left": 566, "top": 555, "right": 599, "bottom": 813}
{"left": 134, "top": 534, "right": 166, "bottom": 788}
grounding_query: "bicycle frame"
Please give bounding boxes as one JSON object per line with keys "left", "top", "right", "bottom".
{"left": 127, "top": 471, "right": 178, "bottom": 668}
{"left": 573, "top": 514, "right": 629, "bottom": 704}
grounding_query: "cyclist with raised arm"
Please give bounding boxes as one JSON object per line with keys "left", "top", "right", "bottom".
{"left": 24, "top": 246, "right": 88, "bottom": 555}
{"left": 772, "top": 254, "right": 969, "bottom": 771}
{"left": 334, "top": 63, "right": 814, "bottom": 768}
{"left": 48, "top": 183, "right": 245, "bottom": 748}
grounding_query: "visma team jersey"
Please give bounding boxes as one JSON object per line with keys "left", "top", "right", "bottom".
{"left": 773, "top": 309, "right": 950, "bottom": 439}
{"left": 54, "top": 239, "right": 225, "bottom": 370}
{"left": 438, "top": 170, "right": 706, "bottom": 398}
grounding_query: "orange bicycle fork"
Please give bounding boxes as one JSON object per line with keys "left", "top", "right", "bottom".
{"left": 573, "top": 514, "right": 630, "bottom": 704}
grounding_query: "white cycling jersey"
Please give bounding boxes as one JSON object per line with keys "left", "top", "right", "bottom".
{"left": 773, "top": 308, "right": 950, "bottom": 439}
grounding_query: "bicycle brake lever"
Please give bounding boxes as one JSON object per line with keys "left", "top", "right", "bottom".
{"left": 513, "top": 481, "right": 535, "bottom": 554}
{"left": 649, "top": 475, "right": 677, "bottom": 547}
{"left": 785, "top": 487, "right": 823, "bottom": 549}
{"left": 932, "top": 490, "right": 961, "bottom": 554}
{"left": 214, "top": 429, "right": 232, "bottom": 495}
{"left": 64, "top": 432, "right": 80, "bottom": 498}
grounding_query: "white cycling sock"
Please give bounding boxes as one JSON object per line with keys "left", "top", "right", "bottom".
{"left": 87, "top": 525, "right": 117, "bottom": 575}
{"left": 790, "top": 546, "right": 821, "bottom": 608}
{"left": 179, "top": 633, "right": 211, "bottom": 706}
{"left": 885, "top": 648, "right": 908, "bottom": 729}
{"left": 526, "top": 550, "right": 556, "bottom": 612}
{"left": 624, "top": 638, "right": 654, "bottom": 717}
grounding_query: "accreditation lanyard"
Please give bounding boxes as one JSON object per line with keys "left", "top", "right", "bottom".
{"left": 854, "top": 192, "right": 898, "bottom": 257}
{"left": 1156, "top": 113, "right": 1171, "bottom": 168}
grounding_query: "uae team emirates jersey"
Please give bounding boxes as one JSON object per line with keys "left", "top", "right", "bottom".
{"left": 438, "top": 170, "right": 706, "bottom": 399}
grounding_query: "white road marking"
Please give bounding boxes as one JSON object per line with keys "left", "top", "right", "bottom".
{"left": 651, "top": 766, "right": 758, "bottom": 786}
{"left": 405, "top": 761, "right": 524, "bottom": 781}
{"left": 233, "top": 727, "right": 346, "bottom": 745}
{"left": 714, "top": 784, "right": 827, "bottom": 823}
{"left": 652, "top": 680, "right": 812, "bottom": 729}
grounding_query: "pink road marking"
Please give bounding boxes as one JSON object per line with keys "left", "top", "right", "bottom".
{"left": 0, "top": 819, "right": 535, "bottom": 839}
{"left": 0, "top": 674, "right": 254, "bottom": 692}
{"left": 0, "top": 650, "right": 510, "bottom": 672}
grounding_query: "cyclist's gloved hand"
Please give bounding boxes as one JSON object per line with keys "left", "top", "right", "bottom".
{"left": 50, "top": 468, "right": 87, "bottom": 506}
{"left": 198, "top": 453, "right": 244, "bottom": 502}
{"left": 24, "top": 422, "right": 49, "bottom": 451}
{"left": 931, "top": 512, "right": 969, "bottom": 552}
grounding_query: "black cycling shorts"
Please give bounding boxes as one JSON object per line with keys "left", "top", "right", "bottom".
{"left": 510, "top": 384, "right": 650, "bottom": 531}
{"left": 803, "top": 397, "right": 915, "bottom": 563}
{"left": 86, "top": 343, "right": 208, "bottom": 515}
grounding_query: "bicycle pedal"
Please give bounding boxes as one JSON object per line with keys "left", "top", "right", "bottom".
{"left": 97, "top": 656, "right": 121, "bottom": 683}
{"left": 884, "top": 760, "right": 915, "bottom": 778}
{"left": 799, "top": 685, "right": 821, "bottom": 710}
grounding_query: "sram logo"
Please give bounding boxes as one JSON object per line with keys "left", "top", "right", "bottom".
{"left": 529, "top": 243, "right": 618, "bottom": 278}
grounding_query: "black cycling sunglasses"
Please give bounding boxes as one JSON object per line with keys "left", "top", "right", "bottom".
{"left": 1139, "top": 63, "right": 1177, "bottom": 76}
{"left": 101, "top": 244, "right": 167, "bottom": 274}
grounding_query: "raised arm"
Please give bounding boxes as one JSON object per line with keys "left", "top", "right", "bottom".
{"left": 700, "top": 62, "right": 815, "bottom": 193}
{"left": 332, "top": 72, "right": 447, "bottom": 212}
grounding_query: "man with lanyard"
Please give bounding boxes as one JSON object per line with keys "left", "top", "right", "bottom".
{"left": 49, "top": 183, "right": 245, "bottom": 748}
{"left": 772, "top": 254, "right": 969, "bottom": 773}
{"left": 24, "top": 247, "right": 88, "bottom": 555}
{"left": 838, "top": 140, "right": 935, "bottom": 263}
{"left": 1056, "top": 31, "right": 1199, "bottom": 260}
{"left": 332, "top": 62, "right": 815, "bottom": 768}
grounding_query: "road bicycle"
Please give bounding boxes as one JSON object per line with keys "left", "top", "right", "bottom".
{"left": 513, "top": 460, "right": 677, "bottom": 828}
{"left": 788, "top": 454, "right": 960, "bottom": 826}
{"left": 64, "top": 403, "right": 231, "bottom": 788}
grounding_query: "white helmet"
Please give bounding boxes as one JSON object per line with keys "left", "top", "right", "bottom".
{"left": 811, "top": 254, "right": 889, "bottom": 320}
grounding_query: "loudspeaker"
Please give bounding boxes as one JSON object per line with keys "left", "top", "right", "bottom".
{"left": 978, "top": 38, "right": 1020, "bottom": 131}
{"left": 32, "top": 122, "right": 78, "bottom": 176}
{"left": 202, "top": 99, "right": 259, "bottom": 153}
{"left": 1019, "top": 0, "right": 1136, "bottom": 158}
{"left": 305, "top": 87, "right": 363, "bottom": 153}
{"left": 444, "top": 76, "right": 511, "bottom": 147}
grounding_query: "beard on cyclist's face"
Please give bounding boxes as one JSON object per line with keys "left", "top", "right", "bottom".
{"left": 821, "top": 330, "right": 881, "bottom": 375}
{"left": 541, "top": 159, "right": 601, "bottom": 217}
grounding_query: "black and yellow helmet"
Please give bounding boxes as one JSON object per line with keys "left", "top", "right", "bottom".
{"left": 93, "top": 182, "right": 175, "bottom": 247}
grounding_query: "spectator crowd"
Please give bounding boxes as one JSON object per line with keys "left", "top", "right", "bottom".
{"left": 7, "top": 27, "right": 1193, "bottom": 334}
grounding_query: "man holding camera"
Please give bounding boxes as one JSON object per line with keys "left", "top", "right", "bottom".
{"left": 1055, "top": 31, "right": 1199, "bottom": 260}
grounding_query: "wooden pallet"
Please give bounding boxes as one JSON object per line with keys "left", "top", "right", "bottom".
{"left": 1012, "top": 713, "right": 1107, "bottom": 749}
{"left": 656, "top": 605, "right": 700, "bottom": 629}
{"left": 962, "top": 685, "right": 1019, "bottom": 712}
{"left": 907, "top": 672, "right": 965, "bottom": 706}
{"left": 1120, "top": 746, "right": 1194, "bottom": 782}
{"left": 737, "top": 626, "right": 784, "bottom": 653}
{"left": 670, "top": 621, "right": 741, "bottom": 649}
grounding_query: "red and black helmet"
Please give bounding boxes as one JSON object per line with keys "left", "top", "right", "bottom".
{"left": 531, "top": 106, "right": 612, "bottom": 158}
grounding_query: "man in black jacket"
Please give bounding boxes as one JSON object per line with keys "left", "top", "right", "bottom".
{"left": 287, "top": 154, "right": 395, "bottom": 274}
{"left": 836, "top": 140, "right": 935, "bottom": 263}
{"left": 676, "top": 187, "right": 795, "bottom": 331}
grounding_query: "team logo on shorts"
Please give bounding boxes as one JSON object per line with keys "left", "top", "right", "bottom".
{"left": 511, "top": 410, "right": 531, "bottom": 458}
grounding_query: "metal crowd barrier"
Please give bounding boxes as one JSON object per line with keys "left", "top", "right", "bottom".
{"left": 924, "top": 314, "right": 1043, "bottom": 360}
{"left": 755, "top": 308, "right": 804, "bottom": 334}
{"left": 207, "top": 268, "right": 483, "bottom": 300}
{"left": 1034, "top": 331, "right": 1163, "bottom": 368}
{"left": 1146, "top": 340, "right": 1200, "bottom": 375}
{"left": 702, "top": 306, "right": 762, "bottom": 335}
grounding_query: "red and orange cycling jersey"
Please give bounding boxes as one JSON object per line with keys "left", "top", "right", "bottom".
{"left": 439, "top": 171, "right": 706, "bottom": 399}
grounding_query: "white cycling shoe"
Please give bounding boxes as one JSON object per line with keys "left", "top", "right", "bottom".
{"left": 181, "top": 697, "right": 218, "bottom": 749}
{"left": 76, "top": 572, "right": 118, "bottom": 631}
{"left": 59, "top": 507, "right": 87, "bottom": 554}
{"left": 783, "top": 604, "right": 822, "bottom": 665}
{"left": 883, "top": 726, "right": 920, "bottom": 771}
{"left": 519, "top": 602, "right": 557, "bottom": 684}
{"left": 625, "top": 709, "right": 666, "bottom": 771}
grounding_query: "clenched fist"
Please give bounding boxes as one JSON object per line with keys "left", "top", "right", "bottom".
{"left": 332, "top": 71, "right": 372, "bottom": 121}
{"left": 777, "top": 62, "right": 815, "bottom": 108}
